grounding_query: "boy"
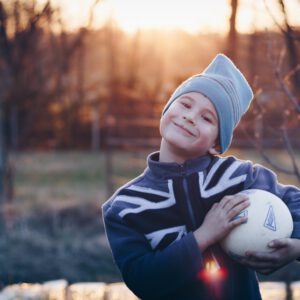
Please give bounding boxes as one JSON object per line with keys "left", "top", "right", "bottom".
{"left": 102, "top": 54, "right": 300, "bottom": 300}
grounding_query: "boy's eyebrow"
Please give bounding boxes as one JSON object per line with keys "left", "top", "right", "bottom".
{"left": 181, "top": 95, "right": 194, "bottom": 102}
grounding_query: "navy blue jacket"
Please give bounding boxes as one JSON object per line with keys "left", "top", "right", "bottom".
{"left": 102, "top": 152, "right": 300, "bottom": 300}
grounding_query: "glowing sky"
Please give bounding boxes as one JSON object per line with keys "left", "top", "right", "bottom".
{"left": 49, "top": 0, "right": 300, "bottom": 34}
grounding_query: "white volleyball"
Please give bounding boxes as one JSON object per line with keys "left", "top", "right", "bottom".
{"left": 221, "top": 189, "right": 293, "bottom": 259}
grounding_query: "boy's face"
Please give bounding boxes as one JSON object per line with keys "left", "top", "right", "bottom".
{"left": 160, "top": 92, "right": 219, "bottom": 160}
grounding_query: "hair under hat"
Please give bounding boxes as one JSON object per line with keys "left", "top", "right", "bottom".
{"left": 162, "top": 53, "right": 254, "bottom": 153}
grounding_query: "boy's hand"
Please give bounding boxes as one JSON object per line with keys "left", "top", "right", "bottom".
{"left": 240, "top": 238, "right": 300, "bottom": 275}
{"left": 194, "top": 194, "right": 249, "bottom": 252}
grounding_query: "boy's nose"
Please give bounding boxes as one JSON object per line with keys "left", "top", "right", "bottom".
{"left": 183, "top": 115, "right": 195, "bottom": 126}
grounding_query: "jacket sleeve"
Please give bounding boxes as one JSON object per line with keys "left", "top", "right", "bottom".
{"left": 241, "top": 161, "right": 300, "bottom": 239}
{"left": 102, "top": 200, "right": 204, "bottom": 299}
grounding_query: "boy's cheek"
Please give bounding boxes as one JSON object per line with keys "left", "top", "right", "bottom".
{"left": 159, "top": 118, "right": 167, "bottom": 135}
{"left": 160, "top": 115, "right": 173, "bottom": 134}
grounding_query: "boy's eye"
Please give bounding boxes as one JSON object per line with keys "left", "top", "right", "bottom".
{"left": 203, "top": 115, "right": 212, "bottom": 123}
{"left": 181, "top": 102, "right": 191, "bottom": 108}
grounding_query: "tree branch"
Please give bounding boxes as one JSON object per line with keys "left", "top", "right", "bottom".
{"left": 240, "top": 122, "right": 295, "bottom": 175}
{"left": 267, "top": 36, "right": 300, "bottom": 113}
{"left": 281, "top": 126, "right": 300, "bottom": 181}
{"left": 263, "top": 0, "right": 300, "bottom": 41}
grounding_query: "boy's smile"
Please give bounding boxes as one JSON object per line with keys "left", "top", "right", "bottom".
{"left": 159, "top": 92, "right": 219, "bottom": 163}
{"left": 172, "top": 120, "right": 197, "bottom": 137}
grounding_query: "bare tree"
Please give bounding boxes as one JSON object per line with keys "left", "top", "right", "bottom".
{"left": 226, "top": 0, "right": 239, "bottom": 60}
{"left": 252, "top": 0, "right": 300, "bottom": 182}
{"left": 104, "top": 16, "right": 121, "bottom": 197}
{"left": 0, "top": 0, "right": 55, "bottom": 207}
{"left": 278, "top": 0, "right": 300, "bottom": 88}
{"left": 263, "top": 0, "right": 300, "bottom": 90}
{"left": 0, "top": 0, "right": 65, "bottom": 230}
{"left": 0, "top": 2, "right": 9, "bottom": 206}
{"left": 0, "top": 0, "right": 103, "bottom": 227}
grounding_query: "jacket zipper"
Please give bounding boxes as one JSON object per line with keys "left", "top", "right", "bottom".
{"left": 182, "top": 176, "right": 197, "bottom": 230}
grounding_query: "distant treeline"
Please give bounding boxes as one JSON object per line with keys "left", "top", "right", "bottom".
{"left": 0, "top": 3, "right": 298, "bottom": 151}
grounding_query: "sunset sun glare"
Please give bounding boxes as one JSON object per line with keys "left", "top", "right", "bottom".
{"left": 107, "top": 0, "right": 230, "bottom": 34}
{"left": 50, "top": 0, "right": 300, "bottom": 35}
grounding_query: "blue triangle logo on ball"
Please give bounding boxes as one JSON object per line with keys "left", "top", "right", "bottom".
{"left": 264, "top": 205, "right": 276, "bottom": 231}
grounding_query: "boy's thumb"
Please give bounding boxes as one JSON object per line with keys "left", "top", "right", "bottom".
{"left": 268, "top": 238, "right": 287, "bottom": 248}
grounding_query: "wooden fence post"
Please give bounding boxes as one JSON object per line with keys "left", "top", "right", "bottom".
{"left": 259, "top": 282, "right": 287, "bottom": 300}
{"left": 68, "top": 282, "right": 106, "bottom": 300}
{"left": 105, "top": 282, "right": 139, "bottom": 300}
{"left": 291, "top": 281, "right": 300, "bottom": 300}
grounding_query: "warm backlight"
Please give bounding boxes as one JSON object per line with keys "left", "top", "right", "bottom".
{"left": 49, "top": 0, "right": 300, "bottom": 35}
{"left": 198, "top": 260, "right": 227, "bottom": 282}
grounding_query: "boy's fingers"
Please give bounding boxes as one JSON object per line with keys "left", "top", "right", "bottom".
{"left": 227, "top": 200, "right": 250, "bottom": 219}
{"left": 221, "top": 194, "right": 249, "bottom": 210}
{"left": 220, "top": 195, "right": 234, "bottom": 208}
{"left": 268, "top": 238, "right": 289, "bottom": 248}
{"left": 240, "top": 253, "right": 280, "bottom": 271}
{"left": 245, "top": 252, "right": 275, "bottom": 262}
{"left": 229, "top": 216, "right": 248, "bottom": 229}
{"left": 241, "top": 259, "right": 273, "bottom": 269}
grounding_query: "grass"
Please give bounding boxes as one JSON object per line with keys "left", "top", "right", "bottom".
{"left": 13, "top": 151, "right": 107, "bottom": 208}
{"left": 11, "top": 148, "right": 300, "bottom": 209}
{"left": 1, "top": 149, "right": 300, "bottom": 288}
{"left": 12, "top": 150, "right": 148, "bottom": 207}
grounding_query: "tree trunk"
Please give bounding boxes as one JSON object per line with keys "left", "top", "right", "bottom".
{"left": 10, "top": 105, "right": 18, "bottom": 150}
{"left": 105, "top": 21, "right": 119, "bottom": 198}
{"left": 226, "top": 0, "right": 239, "bottom": 60}
{"left": 0, "top": 100, "right": 6, "bottom": 204}
{"left": 91, "top": 107, "right": 100, "bottom": 151}
{"left": 0, "top": 96, "right": 7, "bottom": 230}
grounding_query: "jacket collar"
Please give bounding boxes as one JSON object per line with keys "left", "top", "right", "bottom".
{"left": 146, "top": 151, "right": 213, "bottom": 179}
